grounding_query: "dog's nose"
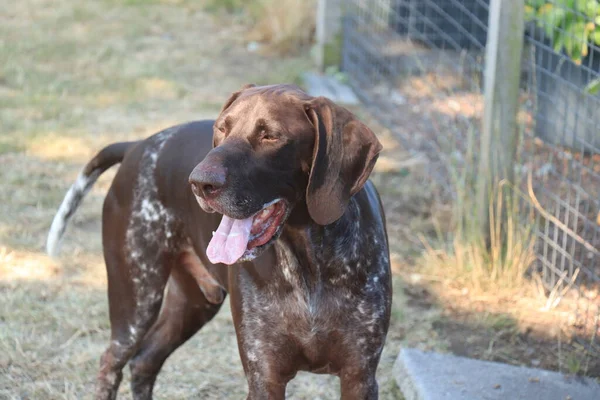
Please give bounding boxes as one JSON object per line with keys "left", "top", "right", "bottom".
{"left": 189, "top": 164, "right": 227, "bottom": 199}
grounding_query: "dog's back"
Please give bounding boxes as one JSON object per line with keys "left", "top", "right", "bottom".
{"left": 46, "top": 121, "right": 215, "bottom": 258}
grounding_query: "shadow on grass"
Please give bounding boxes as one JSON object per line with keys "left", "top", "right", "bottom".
{"left": 397, "top": 273, "right": 600, "bottom": 378}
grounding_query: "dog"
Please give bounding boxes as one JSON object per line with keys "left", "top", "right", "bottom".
{"left": 47, "top": 84, "right": 392, "bottom": 399}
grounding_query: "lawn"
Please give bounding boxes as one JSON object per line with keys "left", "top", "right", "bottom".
{"left": 0, "top": 1, "right": 407, "bottom": 398}
{"left": 2, "top": 1, "right": 596, "bottom": 399}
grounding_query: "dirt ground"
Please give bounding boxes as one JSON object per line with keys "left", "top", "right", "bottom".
{"left": 1, "top": 1, "right": 598, "bottom": 400}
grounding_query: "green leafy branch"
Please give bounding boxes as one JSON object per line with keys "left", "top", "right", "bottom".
{"left": 525, "top": 0, "right": 600, "bottom": 64}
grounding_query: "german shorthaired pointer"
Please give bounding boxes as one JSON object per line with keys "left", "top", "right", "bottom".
{"left": 47, "top": 84, "right": 392, "bottom": 399}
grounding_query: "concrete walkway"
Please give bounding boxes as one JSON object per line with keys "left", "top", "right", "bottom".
{"left": 394, "top": 347, "right": 600, "bottom": 400}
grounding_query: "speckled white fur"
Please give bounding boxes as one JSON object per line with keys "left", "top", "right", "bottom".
{"left": 124, "top": 127, "right": 179, "bottom": 343}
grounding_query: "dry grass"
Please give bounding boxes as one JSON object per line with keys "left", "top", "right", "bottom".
{"left": 411, "top": 113, "right": 537, "bottom": 295}
{"left": 245, "top": 0, "right": 316, "bottom": 54}
{"left": 206, "top": 0, "right": 316, "bottom": 55}
{"left": 365, "top": 36, "right": 600, "bottom": 376}
{"left": 420, "top": 181, "right": 537, "bottom": 296}
{"left": 0, "top": 1, "right": 406, "bottom": 398}
{"left": 7, "top": 1, "right": 593, "bottom": 397}
{"left": 366, "top": 111, "right": 594, "bottom": 374}
{"left": 378, "top": 43, "right": 539, "bottom": 296}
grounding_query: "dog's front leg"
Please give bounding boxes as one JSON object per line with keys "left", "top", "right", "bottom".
{"left": 245, "top": 377, "right": 286, "bottom": 400}
{"left": 241, "top": 340, "right": 288, "bottom": 400}
{"left": 340, "top": 367, "right": 379, "bottom": 400}
{"left": 229, "top": 280, "right": 289, "bottom": 400}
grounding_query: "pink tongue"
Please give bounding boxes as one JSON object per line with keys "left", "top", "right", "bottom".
{"left": 206, "top": 215, "right": 253, "bottom": 265}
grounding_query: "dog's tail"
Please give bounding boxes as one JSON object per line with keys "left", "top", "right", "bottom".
{"left": 46, "top": 141, "right": 137, "bottom": 257}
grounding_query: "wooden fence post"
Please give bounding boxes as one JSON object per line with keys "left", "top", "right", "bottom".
{"left": 477, "top": 0, "right": 525, "bottom": 241}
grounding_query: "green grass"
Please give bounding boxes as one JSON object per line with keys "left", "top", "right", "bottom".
{"left": 0, "top": 138, "right": 24, "bottom": 155}
{"left": 249, "top": 58, "right": 312, "bottom": 87}
{"left": 484, "top": 313, "right": 518, "bottom": 331}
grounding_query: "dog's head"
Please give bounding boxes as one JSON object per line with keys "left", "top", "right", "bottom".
{"left": 189, "top": 84, "right": 382, "bottom": 265}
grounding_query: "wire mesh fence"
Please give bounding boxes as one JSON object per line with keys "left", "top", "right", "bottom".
{"left": 341, "top": 0, "right": 600, "bottom": 374}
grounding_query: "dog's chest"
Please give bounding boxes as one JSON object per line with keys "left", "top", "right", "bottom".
{"left": 240, "top": 238, "right": 390, "bottom": 369}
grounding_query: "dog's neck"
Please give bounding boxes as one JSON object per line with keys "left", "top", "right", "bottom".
{"left": 276, "top": 197, "right": 364, "bottom": 287}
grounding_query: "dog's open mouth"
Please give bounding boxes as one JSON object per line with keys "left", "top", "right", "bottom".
{"left": 206, "top": 199, "right": 288, "bottom": 265}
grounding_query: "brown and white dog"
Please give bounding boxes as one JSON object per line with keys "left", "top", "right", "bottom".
{"left": 47, "top": 84, "right": 392, "bottom": 400}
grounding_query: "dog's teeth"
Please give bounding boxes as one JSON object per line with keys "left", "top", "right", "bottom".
{"left": 261, "top": 208, "right": 270, "bottom": 217}
{"left": 212, "top": 231, "right": 215, "bottom": 236}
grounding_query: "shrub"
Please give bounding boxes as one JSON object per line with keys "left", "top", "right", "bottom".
{"left": 525, "top": 0, "right": 600, "bottom": 64}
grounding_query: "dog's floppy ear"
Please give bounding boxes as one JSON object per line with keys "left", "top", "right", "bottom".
{"left": 214, "top": 84, "right": 257, "bottom": 147}
{"left": 304, "top": 96, "right": 382, "bottom": 225}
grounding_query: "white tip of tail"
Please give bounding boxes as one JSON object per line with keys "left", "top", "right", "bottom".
{"left": 46, "top": 172, "right": 97, "bottom": 257}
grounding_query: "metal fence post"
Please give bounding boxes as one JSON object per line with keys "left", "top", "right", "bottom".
{"left": 477, "top": 0, "right": 525, "bottom": 241}
{"left": 315, "top": 0, "right": 343, "bottom": 72}
{"left": 315, "top": 0, "right": 327, "bottom": 72}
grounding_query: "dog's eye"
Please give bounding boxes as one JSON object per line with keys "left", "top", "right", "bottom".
{"left": 260, "top": 131, "right": 279, "bottom": 142}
